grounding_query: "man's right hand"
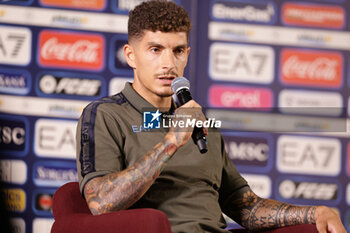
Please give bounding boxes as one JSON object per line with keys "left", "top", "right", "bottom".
{"left": 165, "top": 100, "right": 208, "bottom": 148}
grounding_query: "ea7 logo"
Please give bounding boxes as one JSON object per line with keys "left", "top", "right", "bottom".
{"left": 0, "top": 26, "right": 31, "bottom": 66}
{"left": 209, "top": 43, "right": 274, "bottom": 84}
{"left": 277, "top": 135, "right": 341, "bottom": 176}
{"left": 279, "top": 179, "right": 338, "bottom": 201}
{"left": 34, "top": 119, "right": 77, "bottom": 159}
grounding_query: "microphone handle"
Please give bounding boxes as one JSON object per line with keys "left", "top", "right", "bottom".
{"left": 176, "top": 89, "right": 207, "bottom": 154}
{"left": 176, "top": 88, "right": 192, "bottom": 105}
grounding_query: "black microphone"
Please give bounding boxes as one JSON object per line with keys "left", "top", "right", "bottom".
{"left": 171, "top": 77, "right": 207, "bottom": 154}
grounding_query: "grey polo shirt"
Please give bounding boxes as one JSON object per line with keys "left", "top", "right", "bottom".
{"left": 76, "top": 82, "right": 248, "bottom": 233}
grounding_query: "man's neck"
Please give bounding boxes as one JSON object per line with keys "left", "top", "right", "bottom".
{"left": 149, "top": 96, "right": 172, "bottom": 110}
{"left": 131, "top": 84, "right": 172, "bottom": 110}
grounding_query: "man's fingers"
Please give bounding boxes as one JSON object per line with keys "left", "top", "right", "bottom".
{"left": 316, "top": 221, "right": 328, "bottom": 233}
{"left": 175, "top": 100, "right": 208, "bottom": 135}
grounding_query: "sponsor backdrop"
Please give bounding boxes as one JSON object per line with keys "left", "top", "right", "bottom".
{"left": 0, "top": 0, "right": 349, "bottom": 232}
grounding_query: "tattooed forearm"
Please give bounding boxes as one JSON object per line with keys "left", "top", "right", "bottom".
{"left": 225, "top": 187, "right": 316, "bottom": 231}
{"left": 84, "top": 139, "right": 177, "bottom": 215}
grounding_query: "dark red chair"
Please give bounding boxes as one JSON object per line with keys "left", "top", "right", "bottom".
{"left": 51, "top": 182, "right": 318, "bottom": 233}
{"left": 51, "top": 182, "right": 172, "bottom": 233}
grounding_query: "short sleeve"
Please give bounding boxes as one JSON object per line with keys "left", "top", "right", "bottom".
{"left": 76, "top": 103, "right": 125, "bottom": 195}
{"left": 218, "top": 135, "right": 248, "bottom": 207}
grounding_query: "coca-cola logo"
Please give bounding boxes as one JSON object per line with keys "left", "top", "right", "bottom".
{"left": 280, "top": 49, "right": 342, "bottom": 88}
{"left": 38, "top": 30, "right": 105, "bottom": 70}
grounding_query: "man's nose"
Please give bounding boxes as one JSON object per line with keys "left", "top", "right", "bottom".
{"left": 161, "top": 49, "right": 175, "bottom": 69}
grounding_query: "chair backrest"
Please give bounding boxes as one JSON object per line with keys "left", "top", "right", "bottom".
{"left": 52, "top": 182, "right": 91, "bottom": 219}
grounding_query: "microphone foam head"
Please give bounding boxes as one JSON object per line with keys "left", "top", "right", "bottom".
{"left": 171, "top": 77, "right": 190, "bottom": 94}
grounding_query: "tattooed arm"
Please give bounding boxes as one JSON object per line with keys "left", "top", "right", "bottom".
{"left": 84, "top": 100, "right": 206, "bottom": 215}
{"left": 84, "top": 138, "right": 177, "bottom": 215}
{"left": 224, "top": 186, "right": 346, "bottom": 233}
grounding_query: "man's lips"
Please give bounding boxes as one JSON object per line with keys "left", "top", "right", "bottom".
{"left": 158, "top": 76, "right": 175, "bottom": 80}
{"left": 157, "top": 76, "right": 175, "bottom": 85}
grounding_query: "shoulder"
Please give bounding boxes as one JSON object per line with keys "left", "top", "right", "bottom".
{"left": 81, "top": 93, "right": 128, "bottom": 117}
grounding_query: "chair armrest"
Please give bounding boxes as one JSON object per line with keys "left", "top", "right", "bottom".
{"left": 51, "top": 208, "right": 172, "bottom": 233}
{"left": 229, "top": 224, "right": 318, "bottom": 233}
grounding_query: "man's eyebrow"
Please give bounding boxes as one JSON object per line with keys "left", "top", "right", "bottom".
{"left": 146, "top": 42, "right": 188, "bottom": 49}
{"left": 147, "top": 42, "right": 165, "bottom": 48}
{"left": 174, "top": 44, "right": 188, "bottom": 49}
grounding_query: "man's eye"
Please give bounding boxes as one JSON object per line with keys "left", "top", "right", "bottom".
{"left": 151, "top": 47, "right": 160, "bottom": 52}
{"left": 175, "top": 48, "right": 185, "bottom": 54}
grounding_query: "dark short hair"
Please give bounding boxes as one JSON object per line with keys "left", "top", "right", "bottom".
{"left": 128, "top": 0, "right": 191, "bottom": 43}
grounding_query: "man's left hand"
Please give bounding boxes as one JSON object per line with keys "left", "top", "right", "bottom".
{"left": 315, "top": 206, "right": 347, "bottom": 233}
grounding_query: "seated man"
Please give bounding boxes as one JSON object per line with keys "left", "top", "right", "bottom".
{"left": 76, "top": 1, "right": 346, "bottom": 233}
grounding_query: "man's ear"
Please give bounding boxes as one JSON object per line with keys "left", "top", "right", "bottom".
{"left": 124, "top": 44, "right": 136, "bottom": 69}
{"left": 187, "top": 46, "right": 191, "bottom": 56}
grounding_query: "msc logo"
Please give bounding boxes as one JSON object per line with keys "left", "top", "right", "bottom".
{"left": 278, "top": 179, "right": 339, "bottom": 203}
{"left": 0, "top": 26, "right": 31, "bottom": 66}
{"left": 143, "top": 110, "right": 161, "bottom": 129}
{"left": 277, "top": 135, "right": 341, "bottom": 176}
{"left": 0, "top": 115, "right": 27, "bottom": 156}
{"left": 223, "top": 134, "right": 270, "bottom": 168}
